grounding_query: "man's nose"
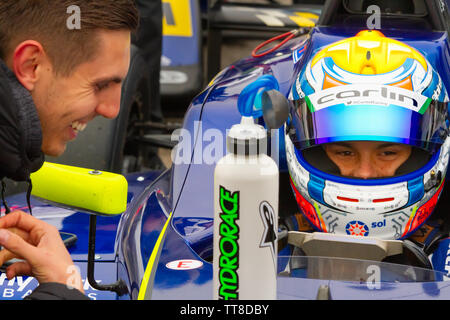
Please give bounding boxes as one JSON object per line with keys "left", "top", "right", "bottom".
{"left": 96, "top": 88, "right": 121, "bottom": 119}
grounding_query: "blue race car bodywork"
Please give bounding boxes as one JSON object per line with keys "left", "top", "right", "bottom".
{"left": 2, "top": 0, "right": 450, "bottom": 300}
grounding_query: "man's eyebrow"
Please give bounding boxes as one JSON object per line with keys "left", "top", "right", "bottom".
{"left": 93, "top": 76, "right": 124, "bottom": 86}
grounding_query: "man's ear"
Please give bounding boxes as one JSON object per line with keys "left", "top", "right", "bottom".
{"left": 11, "top": 40, "right": 49, "bottom": 92}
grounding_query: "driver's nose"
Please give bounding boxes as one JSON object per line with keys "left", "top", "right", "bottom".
{"left": 352, "top": 158, "right": 379, "bottom": 179}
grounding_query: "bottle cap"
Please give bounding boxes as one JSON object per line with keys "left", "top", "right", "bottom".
{"left": 227, "top": 117, "right": 268, "bottom": 155}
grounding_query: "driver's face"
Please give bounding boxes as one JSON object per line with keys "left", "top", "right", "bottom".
{"left": 323, "top": 141, "right": 412, "bottom": 179}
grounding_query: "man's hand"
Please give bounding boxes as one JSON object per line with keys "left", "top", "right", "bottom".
{"left": 0, "top": 227, "right": 29, "bottom": 265}
{"left": 0, "top": 210, "right": 84, "bottom": 293}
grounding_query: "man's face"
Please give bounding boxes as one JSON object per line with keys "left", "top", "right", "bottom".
{"left": 323, "top": 141, "right": 412, "bottom": 179}
{"left": 30, "top": 30, "right": 131, "bottom": 156}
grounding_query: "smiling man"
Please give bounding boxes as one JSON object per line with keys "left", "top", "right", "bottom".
{"left": 21, "top": 30, "right": 131, "bottom": 156}
{"left": 0, "top": 1, "right": 138, "bottom": 299}
{"left": 2, "top": 3, "right": 135, "bottom": 157}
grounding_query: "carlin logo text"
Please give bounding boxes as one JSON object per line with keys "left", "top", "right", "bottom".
{"left": 217, "top": 186, "right": 240, "bottom": 300}
{"left": 308, "top": 84, "right": 427, "bottom": 112}
{"left": 317, "top": 87, "right": 417, "bottom": 107}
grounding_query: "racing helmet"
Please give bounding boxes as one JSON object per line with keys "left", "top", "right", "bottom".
{"left": 286, "top": 30, "right": 449, "bottom": 240}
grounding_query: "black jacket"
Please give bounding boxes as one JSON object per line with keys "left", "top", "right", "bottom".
{"left": 0, "top": 60, "right": 44, "bottom": 181}
{"left": 24, "top": 283, "right": 90, "bottom": 300}
{"left": 0, "top": 60, "right": 89, "bottom": 300}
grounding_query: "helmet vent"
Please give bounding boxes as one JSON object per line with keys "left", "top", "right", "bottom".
{"left": 373, "top": 197, "right": 395, "bottom": 203}
{"left": 337, "top": 196, "right": 359, "bottom": 202}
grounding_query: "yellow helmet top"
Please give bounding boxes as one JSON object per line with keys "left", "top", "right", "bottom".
{"left": 311, "top": 30, "right": 427, "bottom": 80}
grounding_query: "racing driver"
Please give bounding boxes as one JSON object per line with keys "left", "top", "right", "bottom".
{"left": 285, "top": 30, "right": 450, "bottom": 270}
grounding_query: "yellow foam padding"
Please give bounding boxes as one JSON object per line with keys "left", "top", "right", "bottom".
{"left": 30, "top": 162, "right": 128, "bottom": 216}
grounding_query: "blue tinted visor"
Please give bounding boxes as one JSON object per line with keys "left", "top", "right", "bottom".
{"left": 289, "top": 99, "right": 448, "bottom": 154}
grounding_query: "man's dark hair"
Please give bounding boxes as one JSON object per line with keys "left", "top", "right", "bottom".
{"left": 0, "top": 0, "right": 139, "bottom": 76}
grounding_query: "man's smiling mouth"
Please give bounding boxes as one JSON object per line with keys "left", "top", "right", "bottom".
{"left": 71, "top": 120, "right": 87, "bottom": 132}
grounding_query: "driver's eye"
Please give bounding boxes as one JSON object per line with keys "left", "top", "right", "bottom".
{"left": 336, "top": 151, "right": 353, "bottom": 156}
